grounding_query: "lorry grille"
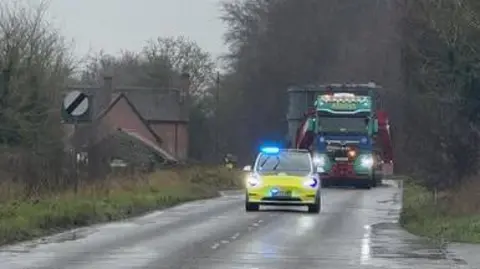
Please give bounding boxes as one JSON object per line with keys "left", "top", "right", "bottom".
{"left": 330, "top": 162, "right": 355, "bottom": 176}
{"left": 329, "top": 149, "right": 348, "bottom": 159}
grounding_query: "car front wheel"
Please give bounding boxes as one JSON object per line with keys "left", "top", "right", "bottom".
{"left": 245, "top": 202, "right": 259, "bottom": 212}
{"left": 307, "top": 196, "right": 321, "bottom": 213}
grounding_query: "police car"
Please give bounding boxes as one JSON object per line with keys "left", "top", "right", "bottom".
{"left": 243, "top": 147, "right": 321, "bottom": 213}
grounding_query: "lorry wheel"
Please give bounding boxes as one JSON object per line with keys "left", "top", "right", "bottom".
{"left": 370, "top": 173, "right": 379, "bottom": 187}
{"left": 376, "top": 173, "right": 383, "bottom": 186}
{"left": 245, "top": 202, "right": 259, "bottom": 212}
{"left": 356, "top": 181, "right": 371, "bottom": 189}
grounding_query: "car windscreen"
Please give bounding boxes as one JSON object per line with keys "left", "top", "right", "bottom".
{"left": 255, "top": 152, "right": 311, "bottom": 173}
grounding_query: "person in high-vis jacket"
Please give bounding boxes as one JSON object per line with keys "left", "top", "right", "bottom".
{"left": 224, "top": 153, "right": 236, "bottom": 169}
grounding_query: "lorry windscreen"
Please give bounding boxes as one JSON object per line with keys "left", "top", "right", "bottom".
{"left": 318, "top": 116, "right": 368, "bottom": 133}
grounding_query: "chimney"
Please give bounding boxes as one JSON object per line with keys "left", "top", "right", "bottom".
{"left": 100, "top": 73, "right": 113, "bottom": 113}
{"left": 179, "top": 72, "right": 190, "bottom": 102}
{"left": 179, "top": 72, "right": 190, "bottom": 121}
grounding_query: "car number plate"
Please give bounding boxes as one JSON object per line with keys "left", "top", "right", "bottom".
{"left": 273, "top": 190, "right": 292, "bottom": 197}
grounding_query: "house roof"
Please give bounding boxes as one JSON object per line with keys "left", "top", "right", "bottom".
{"left": 119, "top": 129, "right": 176, "bottom": 161}
{"left": 64, "top": 86, "right": 188, "bottom": 122}
{"left": 96, "top": 92, "right": 163, "bottom": 143}
{"left": 116, "top": 87, "right": 188, "bottom": 122}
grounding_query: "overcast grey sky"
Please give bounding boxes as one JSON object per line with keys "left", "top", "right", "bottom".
{"left": 44, "top": 0, "right": 228, "bottom": 66}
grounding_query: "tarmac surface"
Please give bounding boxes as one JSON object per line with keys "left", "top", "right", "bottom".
{"left": 0, "top": 181, "right": 474, "bottom": 268}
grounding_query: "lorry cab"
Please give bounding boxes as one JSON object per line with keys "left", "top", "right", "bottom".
{"left": 286, "top": 83, "right": 392, "bottom": 189}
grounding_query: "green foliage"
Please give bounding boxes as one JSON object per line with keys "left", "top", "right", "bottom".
{"left": 0, "top": 166, "right": 243, "bottom": 245}
{"left": 400, "top": 0, "right": 480, "bottom": 188}
{"left": 0, "top": 1, "right": 73, "bottom": 152}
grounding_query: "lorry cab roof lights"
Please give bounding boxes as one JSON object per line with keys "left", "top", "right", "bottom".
{"left": 333, "top": 93, "right": 355, "bottom": 97}
{"left": 287, "top": 83, "right": 381, "bottom": 89}
{"left": 319, "top": 93, "right": 368, "bottom": 103}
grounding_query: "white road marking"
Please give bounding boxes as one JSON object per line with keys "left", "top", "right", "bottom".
{"left": 211, "top": 243, "right": 220, "bottom": 249}
{"left": 360, "top": 225, "right": 372, "bottom": 265}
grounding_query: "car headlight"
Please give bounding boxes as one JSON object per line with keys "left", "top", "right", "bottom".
{"left": 360, "top": 155, "right": 374, "bottom": 168}
{"left": 303, "top": 175, "right": 319, "bottom": 188}
{"left": 313, "top": 155, "right": 326, "bottom": 166}
{"left": 246, "top": 174, "right": 261, "bottom": 187}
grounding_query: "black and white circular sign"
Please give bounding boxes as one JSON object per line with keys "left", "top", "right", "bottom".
{"left": 63, "top": 90, "right": 89, "bottom": 116}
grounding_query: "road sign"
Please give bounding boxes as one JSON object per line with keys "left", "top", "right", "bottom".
{"left": 61, "top": 90, "right": 92, "bottom": 123}
{"left": 63, "top": 90, "right": 89, "bottom": 116}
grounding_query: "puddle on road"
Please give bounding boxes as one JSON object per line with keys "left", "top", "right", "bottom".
{"left": 366, "top": 222, "right": 469, "bottom": 267}
{"left": 359, "top": 188, "right": 469, "bottom": 268}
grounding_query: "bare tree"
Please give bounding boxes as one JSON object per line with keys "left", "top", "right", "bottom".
{"left": 81, "top": 36, "right": 216, "bottom": 96}
{"left": 80, "top": 49, "right": 175, "bottom": 87}
{"left": 142, "top": 36, "right": 216, "bottom": 94}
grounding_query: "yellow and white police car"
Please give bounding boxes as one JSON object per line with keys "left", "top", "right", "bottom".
{"left": 243, "top": 147, "right": 321, "bottom": 213}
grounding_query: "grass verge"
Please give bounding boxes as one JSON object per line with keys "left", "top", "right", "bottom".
{"left": 0, "top": 166, "right": 244, "bottom": 246}
{"left": 400, "top": 178, "right": 480, "bottom": 244}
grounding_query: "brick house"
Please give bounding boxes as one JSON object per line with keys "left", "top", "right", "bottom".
{"left": 70, "top": 93, "right": 177, "bottom": 175}
{"left": 66, "top": 74, "right": 190, "bottom": 162}
{"left": 118, "top": 86, "right": 189, "bottom": 160}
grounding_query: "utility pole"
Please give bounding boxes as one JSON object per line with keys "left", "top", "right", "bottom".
{"left": 214, "top": 71, "right": 220, "bottom": 161}
{"left": 1, "top": 69, "right": 10, "bottom": 105}
{"left": 0, "top": 70, "right": 10, "bottom": 130}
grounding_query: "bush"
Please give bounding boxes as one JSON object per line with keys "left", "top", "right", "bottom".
{"left": 400, "top": 178, "right": 480, "bottom": 244}
{"left": 0, "top": 166, "right": 242, "bottom": 246}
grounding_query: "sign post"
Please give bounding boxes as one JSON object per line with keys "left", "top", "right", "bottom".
{"left": 61, "top": 90, "right": 91, "bottom": 192}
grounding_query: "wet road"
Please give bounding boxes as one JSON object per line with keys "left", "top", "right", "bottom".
{"left": 0, "top": 182, "right": 471, "bottom": 269}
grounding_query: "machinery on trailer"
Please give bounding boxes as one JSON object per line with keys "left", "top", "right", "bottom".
{"left": 286, "top": 82, "right": 394, "bottom": 189}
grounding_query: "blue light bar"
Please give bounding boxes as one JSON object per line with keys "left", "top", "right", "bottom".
{"left": 260, "top": 146, "right": 280, "bottom": 154}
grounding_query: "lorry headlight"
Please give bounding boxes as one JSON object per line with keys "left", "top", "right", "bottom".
{"left": 360, "top": 156, "right": 374, "bottom": 168}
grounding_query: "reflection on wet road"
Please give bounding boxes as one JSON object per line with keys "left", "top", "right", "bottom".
{"left": 0, "top": 182, "right": 471, "bottom": 268}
